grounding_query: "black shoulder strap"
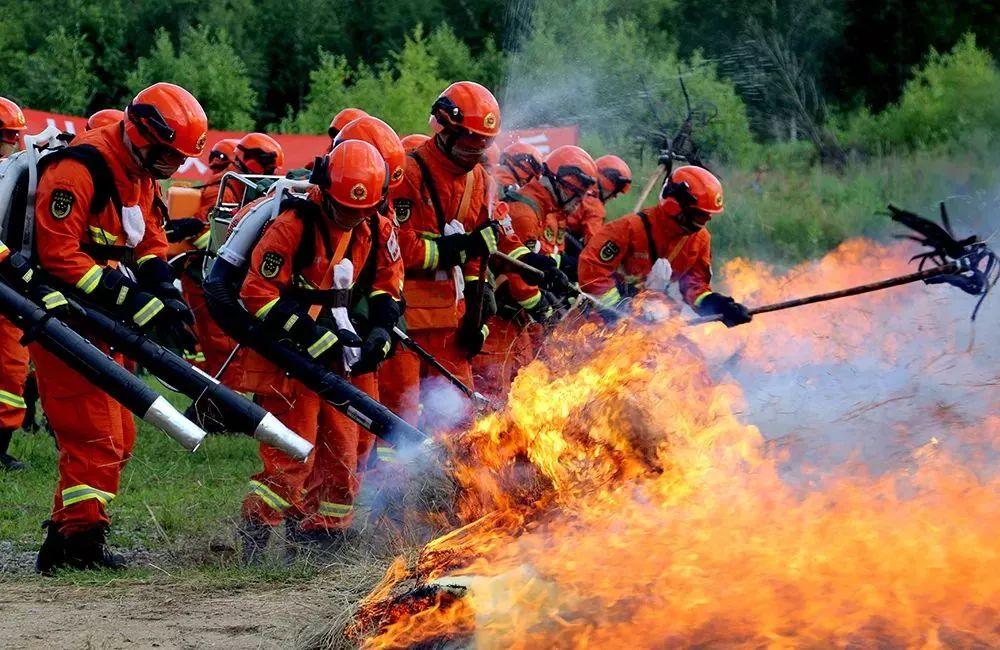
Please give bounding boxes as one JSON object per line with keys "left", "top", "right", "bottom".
{"left": 408, "top": 151, "right": 447, "bottom": 233}
{"left": 505, "top": 189, "right": 540, "bottom": 216}
{"left": 637, "top": 211, "right": 659, "bottom": 259}
{"left": 37, "top": 144, "right": 121, "bottom": 215}
{"left": 278, "top": 196, "right": 331, "bottom": 274}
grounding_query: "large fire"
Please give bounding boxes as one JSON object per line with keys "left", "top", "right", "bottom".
{"left": 355, "top": 239, "right": 999, "bottom": 649}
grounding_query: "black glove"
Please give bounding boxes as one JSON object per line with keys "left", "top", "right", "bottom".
{"left": 527, "top": 290, "right": 557, "bottom": 325}
{"left": 164, "top": 218, "right": 206, "bottom": 243}
{"left": 456, "top": 317, "right": 489, "bottom": 358}
{"left": 90, "top": 267, "right": 170, "bottom": 331}
{"left": 352, "top": 327, "right": 392, "bottom": 375}
{"left": 135, "top": 258, "right": 194, "bottom": 326}
{"left": 463, "top": 279, "right": 497, "bottom": 322}
{"left": 260, "top": 298, "right": 361, "bottom": 366}
{"left": 435, "top": 222, "right": 500, "bottom": 268}
{"left": 696, "top": 292, "right": 752, "bottom": 328}
{"left": 517, "top": 251, "right": 572, "bottom": 294}
{"left": 556, "top": 253, "right": 578, "bottom": 285}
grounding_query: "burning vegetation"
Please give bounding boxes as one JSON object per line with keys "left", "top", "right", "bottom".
{"left": 343, "top": 232, "right": 998, "bottom": 649}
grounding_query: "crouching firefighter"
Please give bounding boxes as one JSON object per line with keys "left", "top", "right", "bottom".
{"left": 233, "top": 139, "right": 404, "bottom": 560}
{"left": 578, "top": 165, "right": 752, "bottom": 327}
{"left": 28, "top": 82, "right": 208, "bottom": 573}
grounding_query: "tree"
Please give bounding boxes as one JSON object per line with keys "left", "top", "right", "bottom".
{"left": 14, "top": 28, "right": 98, "bottom": 115}
{"left": 127, "top": 26, "right": 257, "bottom": 130}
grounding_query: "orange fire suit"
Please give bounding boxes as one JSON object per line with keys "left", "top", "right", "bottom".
{"left": 567, "top": 194, "right": 606, "bottom": 244}
{"left": 0, "top": 243, "right": 30, "bottom": 432}
{"left": 30, "top": 124, "right": 169, "bottom": 535}
{"left": 577, "top": 201, "right": 714, "bottom": 309}
{"left": 380, "top": 138, "right": 537, "bottom": 426}
{"left": 238, "top": 188, "right": 404, "bottom": 532}
{"left": 470, "top": 181, "right": 572, "bottom": 402}
{"left": 176, "top": 168, "right": 241, "bottom": 375}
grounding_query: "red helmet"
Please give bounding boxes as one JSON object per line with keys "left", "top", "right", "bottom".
{"left": 333, "top": 116, "right": 406, "bottom": 189}
{"left": 328, "top": 108, "right": 368, "bottom": 139}
{"left": 660, "top": 165, "right": 724, "bottom": 214}
{"left": 501, "top": 141, "right": 543, "bottom": 184}
{"left": 0, "top": 97, "right": 26, "bottom": 146}
{"left": 543, "top": 146, "right": 598, "bottom": 203}
{"left": 208, "top": 138, "right": 239, "bottom": 171}
{"left": 400, "top": 133, "right": 430, "bottom": 152}
{"left": 482, "top": 143, "right": 500, "bottom": 168}
{"left": 86, "top": 109, "right": 124, "bottom": 131}
{"left": 236, "top": 133, "right": 284, "bottom": 174}
{"left": 429, "top": 81, "right": 501, "bottom": 138}
{"left": 595, "top": 155, "right": 632, "bottom": 201}
{"left": 124, "top": 82, "right": 208, "bottom": 158}
{"left": 314, "top": 139, "right": 388, "bottom": 211}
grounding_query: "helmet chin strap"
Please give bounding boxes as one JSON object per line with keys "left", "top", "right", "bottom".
{"left": 543, "top": 175, "right": 575, "bottom": 209}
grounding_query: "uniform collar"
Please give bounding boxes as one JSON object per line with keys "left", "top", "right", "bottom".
{"left": 644, "top": 201, "right": 690, "bottom": 238}
{"left": 417, "top": 136, "right": 471, "bottom": 178}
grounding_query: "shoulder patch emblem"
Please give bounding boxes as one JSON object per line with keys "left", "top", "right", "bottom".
{"left": 50, "top": 189, "right": 75, "bottom": 220}
{"left": 393, "top": 198, "right": 413, "bottom": 223}
{"left": 599, "top": 240, "right": 621, "bottom": 262}
{"left": 260, "top": 251, "right": 284, "bottom": 279}
{"left": 386, "top": 229, "right": 401, "bottom": 262}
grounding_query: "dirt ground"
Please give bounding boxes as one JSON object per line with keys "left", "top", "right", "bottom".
{"left": 0, "top": 580, "right": 332, "bottom": 649}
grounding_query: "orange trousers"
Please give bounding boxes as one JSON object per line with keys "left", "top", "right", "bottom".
{"left": 471, "top": 316, "right": 537, "bottom": 404}
{"left": 0, "top": 316, "right": 30, "bottom": 431}
{"left": 378, "top": 327, "right": 474, "bottom": 430}
{"left": 181, "top": 275, "right": 241, "bottom": 380}
{"left": 242, "top": 373, "right": 376, "bottom": 532}
{"left": 31, "top": 343, "right": 136, "bottom": 535}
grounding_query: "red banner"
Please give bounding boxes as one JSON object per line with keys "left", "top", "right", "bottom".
{"left": 21, "top": 109, "right": 579, "bottom": 181}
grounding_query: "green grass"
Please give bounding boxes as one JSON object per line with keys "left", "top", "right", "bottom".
{"left": 0, "top": 378, "right": 319, "bottom": 586}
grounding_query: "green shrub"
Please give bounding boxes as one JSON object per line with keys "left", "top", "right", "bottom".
{"left": 839, "top": 34, "right": 1000, "bottom": 153}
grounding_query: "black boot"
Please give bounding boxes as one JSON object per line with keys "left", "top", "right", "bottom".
{"left": 238, "top": 519, "right": 272, "bottom": 565}
{"left": 35, "top": 520, "right": 68, "bottom": 575}
{"left": 21, "top": 372, "right": 39, "bottom": 433}
{"left": 63, "top": 526, "right": 127, "bottom": 571}
{"left": 0, "top": 428, "right": 25, "bottom": 471}
{"left": 287, "top": 526, "right": 355, "bottom": 562}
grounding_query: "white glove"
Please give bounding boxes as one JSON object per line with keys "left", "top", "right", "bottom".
{"left": 331, "top": 258, "right": 361, "bottom": 369}
{"left": 646, "top": 257, "right": 673, "bottom": 294}
{"left": 444, "top": 219, "right": 466, "bottom": 304}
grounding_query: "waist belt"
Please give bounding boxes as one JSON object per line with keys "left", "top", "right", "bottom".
{"left": 81, "top": 243, "right": 135, "bottom": 265}
{"left": 286, "top": 287, "right": 352, "bottom": 308}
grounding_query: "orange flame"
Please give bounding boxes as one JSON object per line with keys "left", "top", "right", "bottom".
{"left": 362, "top": 240, "right": 999, "bottom": 648}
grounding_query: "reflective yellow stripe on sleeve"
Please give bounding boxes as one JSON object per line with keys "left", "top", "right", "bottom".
{"left": 598, "top": 286, "right": 622, "bottom": 307}
{"left": 254, "top": 298, "right": 280, "bottom": 320}
{"left": 318, "top": 501, "right": 354, "bottom": 518}
{"left": 423, "top": 240, "right": 439, "bottom": 270}
{"left": 0, "top": 390, "right": 26, "bottom": 409}
{"left": 192, "top": 230, "right": 211, "bottom": 250}
{"left": 518, "top": 291, "right": 542, "bottom": 310}
{"left": 136, "top": 255, "right": 157, "bottom": 266}
{"left": 508, "top": 246, "right": 530, "bottom": 259}
{"left": 693, "top": 291, "right": 714, "bottom": 307}
{"left": 248, "top": 480, "right": 290, "bottom": 512}
{"left": 75, "top": 265, "right": 103, "bottom": 294}
{"left": 88, "top": 226, "right": 118, "bottom": 245}
{"left": 61, "top": 484, "right": 116, "bottom": 507}
{"left": 376, "top": 444, "right": 398, "bottom": 463}
{"left": 0, "top": 241, "right": 9, "bottom": 257}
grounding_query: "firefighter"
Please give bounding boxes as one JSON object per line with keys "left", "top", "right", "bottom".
{"left": 0, "top": 96, "right": 29, "bottom": 470}
{"left": 31, "top": 82, "right": 207, "bottom": 573}
{"left": 330, "top": 114, "right": 407, "bottom": 469}
{"left": 379, "top": 81, "right": 559, "bottom": 427}
{"left": 236, "top": 140, "right": 404, "bottom": 559}
{"left": 471, "top": 146, "right": 597, "bottom": 402}
{"left": 328, "top": 108, "right": 368, "bottom": 147}
{"left": 567, "top": 154, "right": 632, "bottom": 246}
{"left": 577, "top": 165, "right": 752, "bottom": 327}
{"left": 494, "top": 141, "right": 543, "bottom": 194}
{"left": 194, "top": 134, "right": 285, "bottom": 375}
{"left": 481, "top": 142, "right": 500, "bottom": 172}
{"left": 400, "top": 133, "right": 430, "bottom": 152}
{"left": 208, "top": 137, "right": 238, "bottom": 172}
{"left": 86, "top": 109, "right": 124, "bottom": 131}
